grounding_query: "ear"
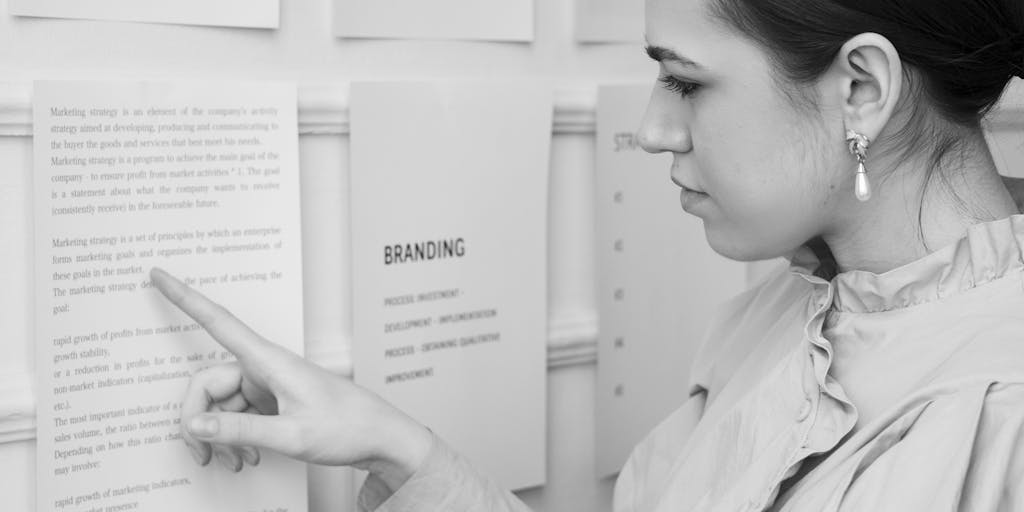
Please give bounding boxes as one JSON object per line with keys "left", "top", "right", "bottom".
{"left": 834, "top": 32, "right": 903, "bottom": 143}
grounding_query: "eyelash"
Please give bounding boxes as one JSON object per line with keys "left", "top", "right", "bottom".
{"left": 658, "top": 75, "right": 700, "bottom": 98}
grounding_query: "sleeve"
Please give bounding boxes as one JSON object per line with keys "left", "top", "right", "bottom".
{"left": 956, "top": 382, "right": 1024, "bottom": 511}
{"left": 684, "top": 272, "right": 776, "bottom": 399}
{"left": 834, "top": 382, "right": 1024, "bottom": 512}
{"left": 356, "top": 428, "right": 534, "bottom": 512}
{"left": 612, "top": 391, "right": 707, "bottom": 512}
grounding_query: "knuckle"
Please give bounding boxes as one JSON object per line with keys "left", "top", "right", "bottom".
{"left": 229, "top": 416, "right": 248, "bottom": 444}
{"left": 221, "top": 393, "right": 246, "bottom": 412}
{"left": 196, "top": 304, "right": 225, "bottom": 332}
{"left": 160, "top": 277, "right": 187, "bottom": 303}
{"left": 258, "top": 361, "right": 283, "bottom": 387}
{"left": 191, "top": 364, "right": 217, "bottom": 384}
{"left": 177, "top": 288, "right": 203, "bottom": 313}
{"left": 289, "top": 421, "right": 313, "bottom": 459}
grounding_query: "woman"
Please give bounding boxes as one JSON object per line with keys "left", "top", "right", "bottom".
{"left": 150, "top": 0, "right": 1024, "bottom": 510}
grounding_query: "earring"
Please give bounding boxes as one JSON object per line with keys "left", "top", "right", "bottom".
{"left": 845, "top": 129, "right": 872, "bottom": 202}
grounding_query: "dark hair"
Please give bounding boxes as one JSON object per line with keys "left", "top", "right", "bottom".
{"left": 705, "top": 0, "right": 1024, "bottom": 264}
{"left": 708, "top": 0, "right": 1024, "bottom": 124}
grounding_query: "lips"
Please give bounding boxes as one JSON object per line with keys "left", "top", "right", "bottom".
{"left": 671, "top": 175, "right": 707, "bottom": 195}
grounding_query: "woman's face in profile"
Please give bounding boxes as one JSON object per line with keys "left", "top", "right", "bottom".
{"left": 640, "top": 0, "right": 848, "bottom": 262}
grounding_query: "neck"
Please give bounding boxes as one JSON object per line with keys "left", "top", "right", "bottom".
{"left": 822, "top": 128, "right": 1019, "bottom": 275}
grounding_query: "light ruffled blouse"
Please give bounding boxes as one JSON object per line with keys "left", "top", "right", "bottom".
{"left": 358, "top": 212, "right": 1024, "bottom": 512}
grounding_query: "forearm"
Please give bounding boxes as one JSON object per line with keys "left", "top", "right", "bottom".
{"left": 359, "top": 427, "right": 534, "bottom": 512}
{"left": 363, "top": 409, "right": 435, "bottom": 495}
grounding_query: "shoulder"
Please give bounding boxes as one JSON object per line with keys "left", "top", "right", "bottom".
{"left": 835, "top": 382, "right": 1024, "bottom": 511}
{"left": 686, "top": 261, "right": 813, "bottom": 397}
{"left": 927, "top": 316, "right": 1024, "bottom": 387}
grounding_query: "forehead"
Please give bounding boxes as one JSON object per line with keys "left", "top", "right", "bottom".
{"left": 643, "top": 0, "right": 756, "bottom": 71}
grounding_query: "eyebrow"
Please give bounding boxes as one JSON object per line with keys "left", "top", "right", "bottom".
{"left": 644, "top": 43, "right": 705, "bottom": 70}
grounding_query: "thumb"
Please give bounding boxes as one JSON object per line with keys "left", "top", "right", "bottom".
{"left": 187, "top": 412, "right": 301, "bottom": 456}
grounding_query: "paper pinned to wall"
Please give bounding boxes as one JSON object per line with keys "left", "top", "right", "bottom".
{"left": 593, "top": 83, "right": 749, "bottom": 477}
{"left": 33, "top": 80, "right": 306, "bottom": 512}
{"left": 333, "top": 0, "right": 533, "bottom": 42}
{"left": 575, "top": 0, "right": 643, "bottom": 43}
{"left": 9, "top": 0, "right": 279, "bottom": 29}
{"left": 348, "top": 80, "right": 550, "bottom": 492}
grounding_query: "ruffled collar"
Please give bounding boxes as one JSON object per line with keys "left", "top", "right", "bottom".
{"left": 787, "top": 213, "right": 1024, "bottom": 313}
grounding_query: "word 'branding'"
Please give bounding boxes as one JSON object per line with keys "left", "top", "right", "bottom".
{"left": 384, "top": 238, "right": 466, "bottom": 265}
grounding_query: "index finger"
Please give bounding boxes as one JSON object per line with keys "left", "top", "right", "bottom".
{"left": 149, "top": 266, "right": 282, "bottom": 367}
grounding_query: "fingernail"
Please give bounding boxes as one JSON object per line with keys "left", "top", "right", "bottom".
{"left": 216, "top": 451, "right": 237, "bottom": 472}
{"left": 240, "top": 447, "right": 259, "bottom": 466}
{"left": 189, "top": 416, "right": 218, "bottom": 438}
{"left": 189, "top": 445, "right": 203, "bottom": 465}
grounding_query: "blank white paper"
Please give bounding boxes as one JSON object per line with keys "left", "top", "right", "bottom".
{"left": 9, "top": 0, "right": 278, "bottom": 29}
{"left": 333, "top": 0, "right": 533, "bottom": 42}
{"left": 575, "top": 0, "right": 644, "bottom": 43}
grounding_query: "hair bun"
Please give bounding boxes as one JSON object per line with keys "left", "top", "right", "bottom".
{"left": 1011, "top": 31, "right": 1024, "bottom": 79}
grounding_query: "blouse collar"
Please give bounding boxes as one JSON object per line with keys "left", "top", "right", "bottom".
{"left": 787, "top": 213, "right": 1024, "bottom": 314}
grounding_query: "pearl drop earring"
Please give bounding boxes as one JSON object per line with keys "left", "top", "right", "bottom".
{"left": 845, "top": 129, "right": 872, "bottom": 202}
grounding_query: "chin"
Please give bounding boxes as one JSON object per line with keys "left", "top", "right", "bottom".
{"left": 702, "top": 224, "right": 783, "bottom": 263}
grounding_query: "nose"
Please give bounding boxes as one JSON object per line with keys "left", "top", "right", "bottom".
{"left": 637, "top": 85, "right": 692, "bottom": 155}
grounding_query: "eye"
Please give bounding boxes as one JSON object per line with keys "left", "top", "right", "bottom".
{"left": 658, "top": 75, "right": 700, "bottom": 98}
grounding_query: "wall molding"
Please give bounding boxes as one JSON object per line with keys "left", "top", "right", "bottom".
{"left": 0, "top": 311, "right": 598, "bottom": 445}
{"left": 0, "top": 375, "right": 34, "bottom": 445}
{"left": 0, "top": 82, "right": 597, "bottom": 137}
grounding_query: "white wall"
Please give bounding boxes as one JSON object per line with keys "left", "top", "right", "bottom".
{"left": 3, "top": 2, "right": 1024, "bottom": 511}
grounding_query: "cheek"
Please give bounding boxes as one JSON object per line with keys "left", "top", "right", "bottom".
{"left": 687, "top": 74, "right": 845, "bottom": 259}
{"left": 792, "top": 126, "right": 847, "bottom": 213}
{"left": 694, "top": 109, "right": 833, "bottom": 250}
{"left": 696, "top": 120, "right": 802, "bottom": 216}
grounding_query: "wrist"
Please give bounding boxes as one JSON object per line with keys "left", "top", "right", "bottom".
{"left": 367, "top": 409, "right": 434, "bottom": 494}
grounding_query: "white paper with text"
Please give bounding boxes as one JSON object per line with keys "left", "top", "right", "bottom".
{"left": 349, "top": 81, "right": 550, "bottom": 492}
{"left": 594, "top": 84, "right": 748, "bottom": 477}
{"left": 33, "top": 80, "right": 306, "bottom": 512}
